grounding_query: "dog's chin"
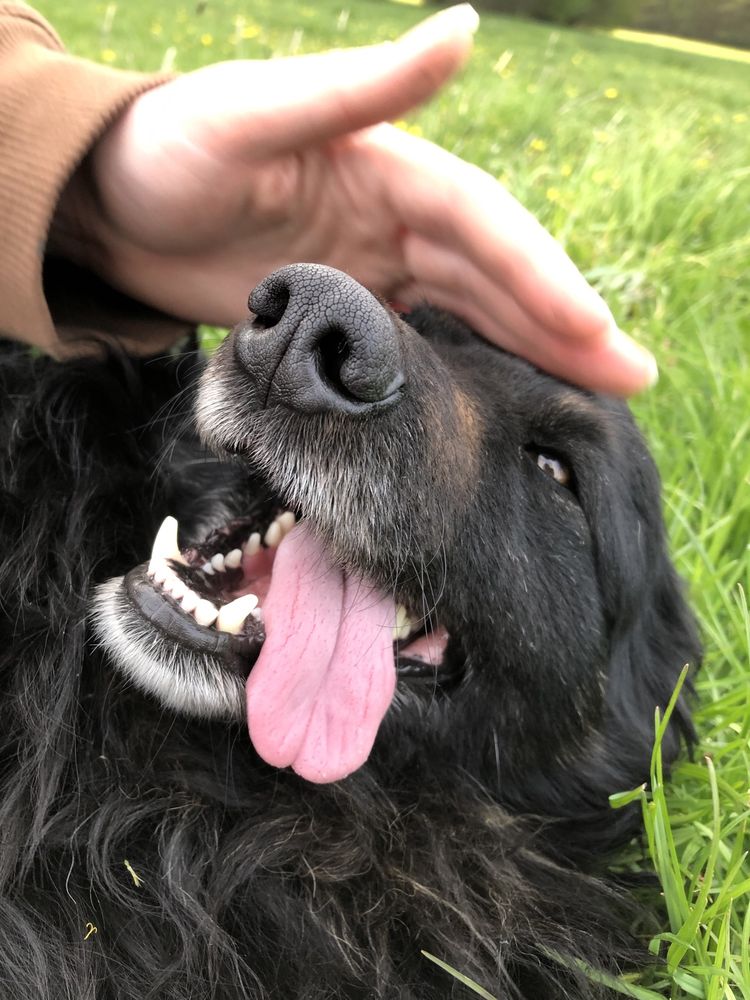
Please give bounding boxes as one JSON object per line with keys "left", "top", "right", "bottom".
{"left": 91, "top": 497, "right": 459, "bottom": 778}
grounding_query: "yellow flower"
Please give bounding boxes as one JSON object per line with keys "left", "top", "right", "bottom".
{"left": 493, "top": 51, "right": 513, "bottom": 77}
{"left": 546, "top": 187, "right": 561, "bottom": 203}
{"left": 695, "top": 157, "right": 710, "bottom": 171}
{"left": 593, "top": 129, "right": 610, "bottom": 144}
{"left": 242, "top": 24, "right": 260, "bottom": 39}
{"left": 394, "top": 120, "right": 423, "bottom": 137}
{"left": 150, "top": 22, "right": 162, "bottom": 36}
{"left": 200, "top": 33, "right": 213, "bottom": 46}
{"left": 732, "top": 112, "right": 748, "bottom": 124}
{"left": 604, "top": 87, "right": 619, "bottom": 100}
{"left": 560, "top": 163, "right": 573, "bottom": 177}
{"left": 529, "top": 137, "right": 547, "bottom": 153}
{"left": 100, "top": 48, "right": 117, "bottom": 63}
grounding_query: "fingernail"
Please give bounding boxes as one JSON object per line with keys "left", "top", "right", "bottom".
{"left": 616, "top": 328, "right": 659, "bottom": 389}
{"left": 405, "top": 3, "right": 480, "bottom": 41}
{"left": 644, "top": 351, "right": 659, "bottom": 388}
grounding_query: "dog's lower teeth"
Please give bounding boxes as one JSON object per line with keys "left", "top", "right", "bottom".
{"left": 216, "top": 594, "right": 260, "bottom": 634}
{"left": 194, "top": 599, "right": 219, "bottom": 627}
{"left": 181, "top": 590, "right": 199, "bottom": 613}
{"left": 150, "top": 515, "right": 186, "bottom": 565}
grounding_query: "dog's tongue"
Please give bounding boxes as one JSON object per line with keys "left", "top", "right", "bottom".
{"left": 246, "top": 523, "right": 396, "bottom": 783}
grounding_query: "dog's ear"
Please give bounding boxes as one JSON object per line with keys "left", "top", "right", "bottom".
{"left": 582, "top": 407, "right": 701, "bottom": 769}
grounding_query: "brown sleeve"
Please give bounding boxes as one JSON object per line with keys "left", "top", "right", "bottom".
{"left": 0, "top": 3, "right": 191, "bottom": 357}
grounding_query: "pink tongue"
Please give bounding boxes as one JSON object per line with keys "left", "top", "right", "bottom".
{"left": 246, "top": 523, "right": 396, "bottom": 783}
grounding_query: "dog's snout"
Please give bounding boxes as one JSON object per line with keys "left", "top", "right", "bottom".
{"left": 235, "top": 264, "right": 405, "bottom": 414}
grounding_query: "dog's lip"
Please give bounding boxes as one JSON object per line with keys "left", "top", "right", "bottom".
{"left": 124, "top": 566, "right": 261, "bottom": 677}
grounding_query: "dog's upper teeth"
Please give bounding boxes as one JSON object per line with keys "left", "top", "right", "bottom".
{"left": 277, "top": 511, "right": 296, "bottom": 535}
{"left": 392, "top": 604, "right": 418, "bottom": 642}
{"left": 243, "top": 532, "right": 261, "bottom": 556}
{"left": 264, "top": 510, "right": 297, "bottom": 549}
{"left": 224, "top": 548, "right": 243, "bottom": 569}
{"left": 211, "top": 552, "right": 226, "bottom": 573}
{"left": 216, "top": 594, "right": 259, "bottom": 634}
{"left": 264, "top": 520, "right": 282, "bottom": 548}
{"left": 151, "top": 516, "right": 186, "bottom": 565}
{"left": 201, "top": 562, "right": 215, "bottom": 575}
{"left": 194, "top": 599, "right": 219, "bottom": 627}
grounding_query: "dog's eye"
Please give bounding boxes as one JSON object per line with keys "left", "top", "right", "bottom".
{"left": 526, "top": 447, "right": 572, "bottom": 488}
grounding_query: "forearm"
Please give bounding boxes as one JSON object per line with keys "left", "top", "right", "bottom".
{"left": 0, "top": 3, "right": 185, "bottom": 356}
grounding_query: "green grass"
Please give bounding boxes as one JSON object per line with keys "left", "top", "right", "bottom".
{"left": 36, "top": 1, "right": 750, "bottom": 996}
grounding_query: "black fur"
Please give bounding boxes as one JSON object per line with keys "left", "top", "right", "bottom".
{"left": 0, "top": 296, "right": 700, "bottom": 999}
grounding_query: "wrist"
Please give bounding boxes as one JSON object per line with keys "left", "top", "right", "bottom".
{"left": 48, "top": 151, "right": 108, "bottom": 272}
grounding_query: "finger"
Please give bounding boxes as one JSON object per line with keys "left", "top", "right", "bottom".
{"left": 395, "top": 241, "right": 657, "bottom": 395}
{"left": 190, "top": 4, "right": 479, "bottom": 159}
{"left": 355, "top": 124, "right": 621, "bottom": 346}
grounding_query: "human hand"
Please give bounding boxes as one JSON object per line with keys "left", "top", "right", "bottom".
{"left": 64, "top": 3, "right": 656, "bottom": 394}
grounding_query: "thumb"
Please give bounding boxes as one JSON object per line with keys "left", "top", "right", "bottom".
{"left": 201, "top": 4, "right": 479, "bottom": 158}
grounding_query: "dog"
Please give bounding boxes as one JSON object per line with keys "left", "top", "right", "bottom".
{"left": 0, "top": 264, "right": 700, "bottom": 999}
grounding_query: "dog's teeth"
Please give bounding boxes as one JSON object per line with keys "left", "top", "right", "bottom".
{"left": 169, "top": 577, "right": 187, "bottom": 601}
{"left": 224, "top": 548, "right": 243, "bottom": 569}
{"left": 194, "top": 599, "right": 219, "bottom": 627}
{"left": 216, "top": 594, "right": 259, "bottom": 634}
{"left": 181, "top": 590, "right": 199, "bottom": 613}
{"left": 264, "top": 521, "right": 282, "bottom": 548}
{"left": 243, "top": 533, "right": 261, "bottom": 556}
{"left": 392, "top": 604, "right": 417, "bottom": 642}
{"left": 151, "top": 516, "right": 186, "bottom": 565}
{"left": 278, "top": 511, "right": 296, "bottom": 536}
{"left": 151, "top": 560, "right": 169, "bottom": 586}
{"left": 201, "top": 562, "right": 215, "bottom": 575}
{"left": 211, "top": 553, "right": 225, "bottom": 572}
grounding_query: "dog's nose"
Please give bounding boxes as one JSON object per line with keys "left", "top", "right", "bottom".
{"left": 234, "top": 264, "right": 405, "bottom": 414}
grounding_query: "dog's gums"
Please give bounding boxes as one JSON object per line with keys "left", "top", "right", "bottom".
{"left": 0, "top": 264, "right": 702, "bottom": 1000}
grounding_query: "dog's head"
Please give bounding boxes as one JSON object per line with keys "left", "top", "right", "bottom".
{"left": 91, "top": 265, "right": 699, "bottom": 808}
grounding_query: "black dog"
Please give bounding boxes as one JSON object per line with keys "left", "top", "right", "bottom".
{"left": 0, "top": 265, "right": 699, "bottom": 999}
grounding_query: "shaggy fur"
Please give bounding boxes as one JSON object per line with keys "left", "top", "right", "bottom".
{"left": 0, "top": 271, "right": 700, "bottom": 1000}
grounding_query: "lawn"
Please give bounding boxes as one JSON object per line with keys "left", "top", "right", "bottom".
{"left": 36, "top": 1, "right": 750, "bottom": 997}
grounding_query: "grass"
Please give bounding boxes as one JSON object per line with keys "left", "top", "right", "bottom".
{"left": 35, "top": 1, "right": 750, "bottom": 996}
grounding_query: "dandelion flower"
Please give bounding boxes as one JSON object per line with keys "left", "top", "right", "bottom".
{"left": 604, "top": 87, "right": 618, "bottom": 100}
{"left": 200, "top": 33, "right": 213, "bottom": 46}
{"left": 100, "top": 48, "right": 116, "bottom": 63}
{"left": 529, "top": 137, "right": 547, "bottom": 153}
